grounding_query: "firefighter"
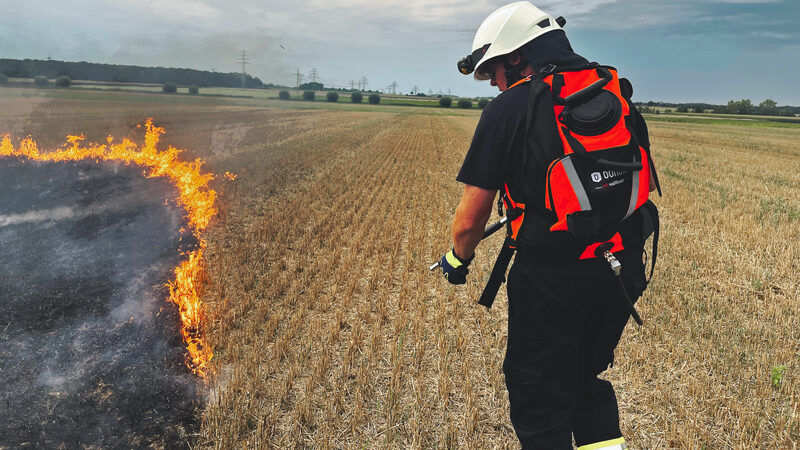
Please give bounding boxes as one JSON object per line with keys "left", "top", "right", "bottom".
{"left": 436, "top": 2, "right": 659, "bottom": 449}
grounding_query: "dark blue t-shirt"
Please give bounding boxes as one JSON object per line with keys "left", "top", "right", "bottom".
{"left": 456, "top": 83, "right": 531, "bottom": 192}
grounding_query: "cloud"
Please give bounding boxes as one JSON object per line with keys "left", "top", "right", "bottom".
{"left": 749, "top": 30, "right": 797, "bottom": 40}
{"left": 711, "top": 0, "right": 781, "bottom": 3}
{"left": 110, "top": 29, "right": 291, "bottom": 80}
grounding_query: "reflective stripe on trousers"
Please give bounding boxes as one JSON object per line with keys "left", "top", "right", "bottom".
{"left": 578, "top": 437, "right": 627, "bottom": 450}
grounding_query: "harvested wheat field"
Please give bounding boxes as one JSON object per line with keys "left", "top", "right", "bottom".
{"left": 196, "top": 109, "right": 800, "bottom": 448}
{"left": 1, "top": 89, "right": 798, "bottom": 448}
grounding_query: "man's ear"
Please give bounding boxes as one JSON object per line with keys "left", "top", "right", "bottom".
{"left": 507, "top": 50, "right": 522, "bottom": 66}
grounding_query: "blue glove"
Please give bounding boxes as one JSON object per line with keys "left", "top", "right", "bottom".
{"left": 438, "top": 248, "right": 473, "bottom": 285}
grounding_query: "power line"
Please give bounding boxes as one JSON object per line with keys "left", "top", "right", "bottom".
{"left": 237, "top": 50, "right": 249, "bottom": 87}
{"left": 293, "top": 69, "right": 303, "bottom": 88}
{"left": 309, "top": 68, "right": 319, "bottom": 83}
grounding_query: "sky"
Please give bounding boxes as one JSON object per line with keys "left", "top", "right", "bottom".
{"left": 1, "top": 0, "right": 799, "bottom": 105}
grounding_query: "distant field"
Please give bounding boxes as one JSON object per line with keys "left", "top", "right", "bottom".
{"left": 645, "top": 113, "right": 800, "bottom": 128}
{"left": 0, "top": 84, "right": 483, "bottom": 119}
{"left": 3, "top": 78, "right": 479, "bottom": 108}
{"left": 1, "top": 89, "right": 797, "bottom": 448}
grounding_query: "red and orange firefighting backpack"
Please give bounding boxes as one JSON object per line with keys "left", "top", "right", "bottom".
{"left": 478, "top": 64, "right": 661, "bottom": 308}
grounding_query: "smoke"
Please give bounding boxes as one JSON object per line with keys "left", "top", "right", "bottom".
{"left": 0, "top": 206, "right": 78, "bottom": 227}
{"left": 0, "top": 158, "right": 200, "bottom": 448}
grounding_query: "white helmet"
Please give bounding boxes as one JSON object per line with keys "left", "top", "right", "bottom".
{"left": 457, "top": 2, "right": 564, "bottom": 80}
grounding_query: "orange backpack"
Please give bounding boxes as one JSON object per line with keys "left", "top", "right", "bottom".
{"left": 479, "top": 64, "right": 661, "bottom": 308}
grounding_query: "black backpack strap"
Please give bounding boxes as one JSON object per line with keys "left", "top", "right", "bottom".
{"left": 640, "top": 200, "right": 659, "bottom": 280}
{"left": 621, "top": 80, "right": 662, "bottom": 197}
{"left": 478, "top": 238, "right": 516, "bottom": 308}
{"left": 521, "top": 78, "right": 558, "bottom": 184}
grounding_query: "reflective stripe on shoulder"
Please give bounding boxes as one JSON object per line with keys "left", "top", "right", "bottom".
{"left": 624, "top": 167, "right": 640, "bottom": 219}
{"left": 577, "top": 437, "right": 626, "bottom": 450}
{"left": 561, "top": 157, "right": 592, "bottom": 211}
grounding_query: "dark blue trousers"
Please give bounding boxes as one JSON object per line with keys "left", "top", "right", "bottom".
{"left": 503, "top": 250, "right": 648, "bottom": 449}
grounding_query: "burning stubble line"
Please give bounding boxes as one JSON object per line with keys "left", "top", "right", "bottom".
{"left": 0, "top": 119, "right": 219, "bottom": 377}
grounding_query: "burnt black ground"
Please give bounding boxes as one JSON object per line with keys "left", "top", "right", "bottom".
{"left": 0, "top": 158, "right": 201, "bottom": 448}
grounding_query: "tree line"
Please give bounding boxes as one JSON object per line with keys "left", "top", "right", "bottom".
{"left": 0, "top": 58, "right": 264, "bottom": 88}
{"left": 636, "top": 99, "right": 798, "bottom": 117}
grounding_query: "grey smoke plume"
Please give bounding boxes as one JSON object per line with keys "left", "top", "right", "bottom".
{"left": 0, "top": 158, "right": 200, "bottom": 448}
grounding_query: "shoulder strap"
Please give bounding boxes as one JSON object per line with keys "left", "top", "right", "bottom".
{"left": 522, "top": 78, "right": 557, "bottom": 183}
{"left": 621, "top": 78, "right": 662, "bottom": 197}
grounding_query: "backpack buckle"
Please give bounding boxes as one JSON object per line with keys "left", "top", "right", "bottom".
{"left": 539, "top": 64, "right": 557, "bottom": 75}
{"left": 497, "top": 194, "right": 505, "bottom": 217}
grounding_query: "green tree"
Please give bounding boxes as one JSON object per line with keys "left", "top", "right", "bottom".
{"left": 758, "top": 98, "right": 778, "bottom": 116}
{"left": 55, "top": 76, "right": 71, "bottom": 87}
{"left": 0, "top": 74, "right": 9, "bottom": 85}
{"left": 692, "top": 106, "right": 704, "bottom": 114}
{"left": 302, "top": 90, "right": 315, "bottom": 100}
{"left": 299, "top": 81, "right": 323, "bottom": 90}
{"left": 478, "top": 98, "right": 489, "bottom": 109}
{"left": 457, "top": 99, "right": 472, "bottom": 109}
{"left": 727, "top": 99, "right": 753, "bottom": 115}
{"left": 34, "top": 75, "right": 49, "bottom": 87}
{"left": 675, "top": 105, "right": 688, "bottom": 113}
{"left": 439, "top": 96, "right": 452, "bottom": 107}
{"left": 368, "top": 93, "right": 380, "bottom": 104}
{"left": 351, "top": 92, "right": 363, "bottom": 103}
{"left": 278, "top": 90, "right": 290, "bottom": 100}
{"left": 188, "top": 85, "right": 199, "bottom": 94}
{"left": 326, "top": 92, "right": 339, "bottom": 102}
{"left": 162, "top": 82, "right": 177, "bottom": 93}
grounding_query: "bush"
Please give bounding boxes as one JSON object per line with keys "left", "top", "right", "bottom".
{"left": 34, "top": 75, "right": 49, "bottom": 87}
{"left": 439, "top": 96, "right": 452, "bottom": 107}
{"left": 368, "top": 94, "right": 380, "bottom": 104}
{"left": 0, "top": 74, "right": 8, "bottom": 85}
{"left": 278, "top": 90, "right": 290, "bottom": 100}
{"left": 54, "top": 76, "right": 71, "bottom": 87}
{"left": 302, "top": 90, "right": 315, "bottom": 101}
{"left": 457, "top": 99, "right": 472, "bottom": 109}
{"left": 188, "top": 85, "right": 199, "bottom": 94}
{"left": 692, "top": 106, "right": 703, "bottom": 114}
{"left": 675, "top": 105, "right": 688, "bottom": 113}
{"left": 162, "top": 82, "right": 177, "bottom": 93}
{"left": 478, "top": 98, "right": 489, "bottom": 109}
{"left": 326, "top": 92, "right": 339, "bottom": 102}
{"left": 351, "top": 92, "right": 363, "bottom": 103}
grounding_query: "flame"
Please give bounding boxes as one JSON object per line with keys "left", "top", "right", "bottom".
{"left": 0, "top": 119, "right": 216, "bottom": 377}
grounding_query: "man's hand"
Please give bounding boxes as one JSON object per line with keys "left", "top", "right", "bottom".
{"left": 438, "top": 248, "right": 474, "bottom": 285}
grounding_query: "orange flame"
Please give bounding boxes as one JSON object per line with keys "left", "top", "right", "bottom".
{"left": 1, "top": 119, "right": 215, "bottom": 377}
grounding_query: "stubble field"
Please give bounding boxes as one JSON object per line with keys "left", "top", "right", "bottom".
{"left": 1, "top": 87, "right": 798, "bottom": 448}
